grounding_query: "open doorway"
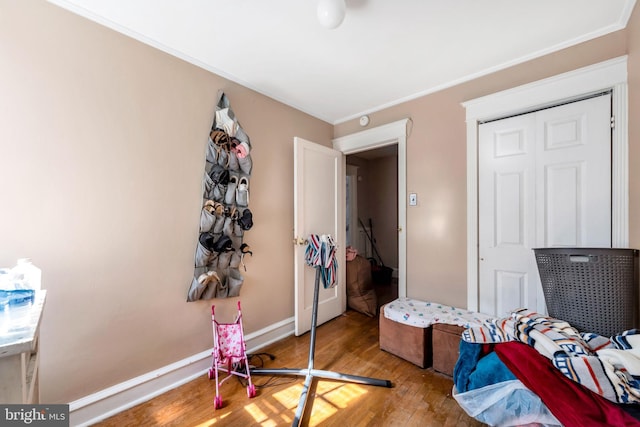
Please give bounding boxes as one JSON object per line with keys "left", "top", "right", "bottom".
{"left": 346, "top": 145, "right": 399, "bottom": 307}
{"left": 333, "top": 118, "right": 409, "bottom": 301}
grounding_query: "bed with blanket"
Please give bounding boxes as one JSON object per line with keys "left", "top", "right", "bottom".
{"left": 453, "top": 308, "right": 640, "bottom": 426}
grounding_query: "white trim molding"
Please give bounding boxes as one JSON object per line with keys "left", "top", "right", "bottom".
{"left": 69, "top": 317, "right": 295, "bottom": 427}
{"left": 612, "top": 82, "right": 630, "bottom": 248}
{"left": 333, "top": 119, "right": 409, "bottom": 298}
{"left": 463, "top": 56, "right": 629, "bottom": 312}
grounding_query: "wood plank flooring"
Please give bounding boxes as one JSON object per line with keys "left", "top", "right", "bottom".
{"left": 94, "top": 304, "right": 484, "bottom": 427}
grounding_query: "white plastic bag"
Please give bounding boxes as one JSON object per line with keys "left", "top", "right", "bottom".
{"left": 10, "top": 258, "right": 41, "bottom": 291}
{"left": 452, "top": 380, "right": 561, "bottom": 427}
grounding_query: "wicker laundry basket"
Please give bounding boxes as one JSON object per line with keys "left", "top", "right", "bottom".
{"left": 533, "top": 248, "right": 639, "bottom": 337}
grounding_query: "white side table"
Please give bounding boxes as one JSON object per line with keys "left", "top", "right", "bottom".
{"left": 0, "top": 290, "right": 46, "bottom": 403}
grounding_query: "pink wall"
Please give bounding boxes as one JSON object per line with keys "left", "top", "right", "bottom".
{"left": 2, "top": 0, "right": 639, "bottom": 407}
{"left": 1, "top": 1, "right": 332, "bottom": 403}
{"left": 335, "top": 28, "right": 631, "bottom": 306}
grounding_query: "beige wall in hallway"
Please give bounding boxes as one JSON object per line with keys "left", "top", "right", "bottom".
{"left": 335, "top": 28, "right": 632, "bottom": 307}
{"left": 1, "top": 1, "right": 332, "bottom": 403}
{"left": 367, "top": 155, "right": 398, "bottom": 270}
{"left": 346, "top": 154, "right": 398, "bottom": 270}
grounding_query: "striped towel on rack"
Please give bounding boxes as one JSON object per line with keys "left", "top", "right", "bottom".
{"left": 305, "top": 234, "right": 338, "bottom": 288}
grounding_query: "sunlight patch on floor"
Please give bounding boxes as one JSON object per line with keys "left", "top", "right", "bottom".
{"left": 307, "top": 382, "right": 368, "bottom": 425}
{"left": 219, "top": 381, "right": 371, "bottom": 426}
{"left": 318, "top": 382, "right": 368, "bottom": 410}
{"left": 243, "top": 403, "right": 278, "bottom": 427}
{"left": 192, "top": 412, "right": 229, "bottom": 426}
{"left": 272, "top": 383, "right": 305, "bottom": 409}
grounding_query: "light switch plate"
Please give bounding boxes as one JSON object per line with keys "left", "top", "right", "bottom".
{"left": 409, "top": 193, "right": 417, "bottom": 206}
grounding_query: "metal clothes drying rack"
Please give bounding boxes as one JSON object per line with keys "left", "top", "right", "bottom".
{"left": 251, "top": 266, "right": 392, "bottom": 427}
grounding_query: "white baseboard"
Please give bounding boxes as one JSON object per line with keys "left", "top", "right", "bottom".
{"left": 69, "top": 316, "right": 295, "bottom": 427}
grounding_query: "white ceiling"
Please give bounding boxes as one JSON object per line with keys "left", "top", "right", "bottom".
{"left": 48, "top": 0, "right": 636, "bottom": 124}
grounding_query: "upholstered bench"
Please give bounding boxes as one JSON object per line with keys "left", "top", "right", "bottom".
{"left": 379, "top": 309, "right": 432, "bottom": 367}
{"left": 379, "top": 298, "right": 492, "bottom": 375}
{"left": 432, "top": 323, "right": 466, "bottom": 376}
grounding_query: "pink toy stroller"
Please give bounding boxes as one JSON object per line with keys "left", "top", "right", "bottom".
{"left": 208, "top": 301, "right": 256, "bottom": 409}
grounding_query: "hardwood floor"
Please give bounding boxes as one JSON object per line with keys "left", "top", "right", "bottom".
{"left": 94, "top": 304, "right": 484, "bottom": 427}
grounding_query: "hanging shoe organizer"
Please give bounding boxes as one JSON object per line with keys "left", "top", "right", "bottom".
{"left": 187, "top": 91, "right": 254, "bottom": 301}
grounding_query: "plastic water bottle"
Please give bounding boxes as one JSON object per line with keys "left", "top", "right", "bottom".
{"left": 0, "top": 260, "right": 39, "bottom": 313}
{"left": 10, "top": 258, "right": 42, "bottom": 291}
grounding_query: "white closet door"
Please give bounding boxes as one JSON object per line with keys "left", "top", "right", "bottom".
{"left": 535, "top": 94, "right": 612, "bottom": 248}
{"left": 479, "top": 114, "right": 537, "bottom": 317}
{"left": 478, "top": 94, "right": 611, "bottom": 317}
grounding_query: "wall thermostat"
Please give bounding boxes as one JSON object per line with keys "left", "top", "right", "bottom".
{"left": 359, "top": 115, "right": 370, "bottom": 126}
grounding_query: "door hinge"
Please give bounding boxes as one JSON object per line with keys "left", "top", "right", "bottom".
{"left": 611, "top": 116, "right": 615, "bottom": 129}
{"left": 293, "top": 236, "right": 308, "bottom": 246}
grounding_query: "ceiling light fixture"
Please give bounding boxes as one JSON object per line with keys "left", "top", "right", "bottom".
{"left": 317, "top": 0, "right": 346, "bottom": 29}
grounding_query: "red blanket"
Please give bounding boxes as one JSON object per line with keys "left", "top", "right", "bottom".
{"left": 495, "top": 341, "right": 640, "bottom": 427}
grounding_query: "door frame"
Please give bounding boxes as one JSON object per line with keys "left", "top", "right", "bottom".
{"left": 464, "top": 56, "right": 629, "bottom": 312}
{"left": 345, "top": 164, "right": 359, "bottom": 250}
{"left": 333, "top": 119, "right": 409, "bottom": 298}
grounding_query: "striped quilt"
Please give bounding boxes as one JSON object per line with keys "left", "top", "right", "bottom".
{"left": 462, "top": 308, "right": 640, "bottom": 404}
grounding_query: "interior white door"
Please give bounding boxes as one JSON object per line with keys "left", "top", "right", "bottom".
{"left": 478, "top": 94, "right": 611, "bottom": 317}
{"left": 294, "top": 137, "right": 345, "bottom": 336}
{"left": 535, "top": 95, "right": 612, "bottom": 248}
{"left": 479, "top": 113, "right": 537, "bottom": 317}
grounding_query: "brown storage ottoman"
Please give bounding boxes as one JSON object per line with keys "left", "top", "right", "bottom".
{"left": 432, "top": 323, "right": 465, "bottom": 376}
{"left": 379, "top": 305, "right": 432, "bottom": 368}
{"left": 346, "top": 254, "right": 377, "bottom": 317}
